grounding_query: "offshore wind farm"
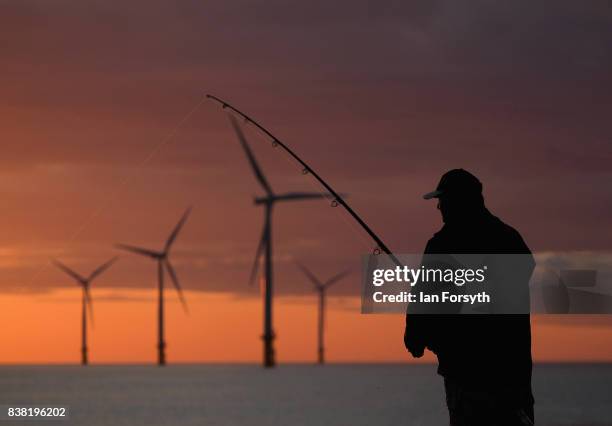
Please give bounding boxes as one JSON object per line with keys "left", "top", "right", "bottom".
{"left": 2, "top": 1, "right": 612, "bottom": 424}
{"left": 0, "top": 91, "right": 610, "bottom": 426}
{"left": 13, "top": 95, "right": 381, "bottom": 370}
{"left": 3, "top": 91, "right": 612, "bottom": 359}
{"left": 8, "top": 96, "right": 383, "bottom": 369}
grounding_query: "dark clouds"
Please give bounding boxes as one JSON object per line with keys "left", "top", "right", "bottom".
{"left": 3, "top": 1, "right": 611, "bottom": 81}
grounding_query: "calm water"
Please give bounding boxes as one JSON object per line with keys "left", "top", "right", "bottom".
{"left": 0, "top": 364, "right": 610, "bottom": 425}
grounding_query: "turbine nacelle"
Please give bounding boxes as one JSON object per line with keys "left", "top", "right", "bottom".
{"left": 295, "top": 262, "right": 351, "bottom": 293}
{"left": 51, "top": 257, "right": 118, "bottom": 295}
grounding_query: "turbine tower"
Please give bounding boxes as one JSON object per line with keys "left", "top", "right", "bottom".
{"left": 116, "top": 208, "right": 191, "bottom": 366}
{"left": 229, "top": 115, "right": 328, "bottom": 368}
{"left": 51, "top": 257, "right": 118, "bottom": 365}
{"left": 296, "top": 263, "right": 350, "bottom": 364}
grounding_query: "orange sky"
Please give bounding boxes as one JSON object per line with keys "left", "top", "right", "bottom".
{"left": 1, "top": 288, "right": 611, "bottom": 364}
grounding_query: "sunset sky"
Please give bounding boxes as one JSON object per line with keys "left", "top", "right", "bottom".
{"left": 1, "top": 0, "right": 611, "bottom": 363}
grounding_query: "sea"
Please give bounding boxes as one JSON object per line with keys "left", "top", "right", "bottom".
{"left": 0, "top": 364, "right": 610, "bottom": 425}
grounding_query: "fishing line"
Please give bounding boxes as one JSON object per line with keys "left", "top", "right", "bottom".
{"left": 25, "top": 95, "right": 206, "bottom": 288}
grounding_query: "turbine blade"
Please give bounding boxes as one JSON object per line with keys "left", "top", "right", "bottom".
{"left": 295, "top": 261, "right": 322, "bottom": 290}
{"left": 115, "top": 244, "right": 160, "bottom": 258}
{"left": 165, "top": 207, "right": 192, "bottom": 251}
{"left": 274, "top": 192, "right": 330, "bottom": 202}
{"left": 165, "top": 260, "right": 188, "bottom": 314}
{"left": 88, "top": 256, "right": 118, "bottom": 282}
{"left": 229, "top": 115, "right": 273, "bottom": 195}
{"left": 51, "top": 259, "right": 86, "bottom": 284}
{"left": 85, "top": 285, "right": 94, "bottom": 327}
{"left": 324, "top": 269, "right": 351, "bottom": 289}
{"left": 249, "top": 222, "right": 268, "bottom": 287}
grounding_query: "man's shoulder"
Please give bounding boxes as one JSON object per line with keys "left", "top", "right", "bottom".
{"left": 489, "top": 215, "right": 524, "bottom": 236}
{"left": 486, "top": 215, "right": 532, "bottom": 254}
{"left": 424, "top": 214, "right": 531, "bottom": 254}
{"left": 425, "top": 227, "right": 448, "bottom": 253}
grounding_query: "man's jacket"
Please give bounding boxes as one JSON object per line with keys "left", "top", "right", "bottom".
{"left": 404, "top": 208, "right": 535, "bottom": 389}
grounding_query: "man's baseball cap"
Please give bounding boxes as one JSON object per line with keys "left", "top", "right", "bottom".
{"left": 423, "top": 169, "right": 482, "bottom": 200}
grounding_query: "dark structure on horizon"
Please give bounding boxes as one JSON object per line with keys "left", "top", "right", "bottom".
{"left": 116, "top": 208, "right": 191, "bottom": 366}
{"left": 229, "top": 115, "right": 327, "bottom": 368}
{"left": 296, "top": 262, "right": 350, "bottom": 364}
{"left": 51, "top": 257, "right": 117, "bottom": 365}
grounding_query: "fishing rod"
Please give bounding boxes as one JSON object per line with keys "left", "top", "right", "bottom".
{"left": 206, "top": 94, "right": 402, "bottom": 268}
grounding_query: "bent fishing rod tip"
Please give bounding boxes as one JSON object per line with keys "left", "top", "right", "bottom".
{"left": 205, "top": 94, "right": 229, "bottom": 109}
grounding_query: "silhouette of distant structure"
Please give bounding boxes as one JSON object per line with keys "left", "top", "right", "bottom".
{"left": 229, "top": 115, "right": 327, "bottom": 368}
{"left": 116, "top": 208, "right": 191, "bottom": 366}
{"left": 51, "top": 257, "right": 117, "bottom": 365}
{"left": 296, "top": 262, "right": 350, "bottom": 364}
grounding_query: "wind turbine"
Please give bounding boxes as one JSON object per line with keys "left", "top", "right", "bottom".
{"left": 229, "top": 115, "right": 329, "bottom": 368}
{"left": 296, "top": 263, "right": 350, "bottom": 364}
{"left": 51, "top": 257, "right": 118, "bottom": 366}
{"left": 116, "top": 208, "right": 191, "bottom": 366}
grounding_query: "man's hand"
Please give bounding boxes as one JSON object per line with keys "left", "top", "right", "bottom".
{"left": 404, "top": 326, "right": 425, "bottom": 358}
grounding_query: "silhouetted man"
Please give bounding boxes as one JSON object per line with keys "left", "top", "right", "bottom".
{"left": 404, "top": 169, "right": 535, "bottom": 425}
